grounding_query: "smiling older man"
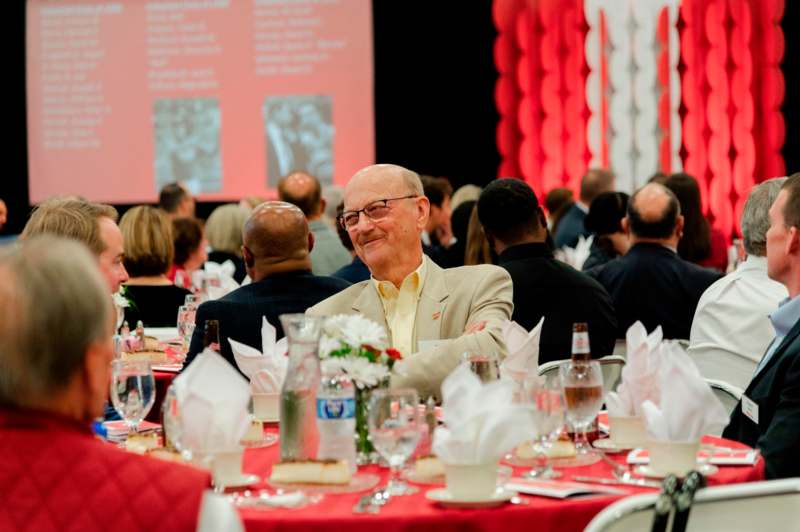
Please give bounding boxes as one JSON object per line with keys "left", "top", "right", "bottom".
{"left": 307, "top": 164, "right": 513, "bottom": 398}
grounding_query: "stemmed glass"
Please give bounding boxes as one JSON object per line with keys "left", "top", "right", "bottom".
{"left": 462, "top": 351, "right": 500, "bottom": 383}
{"left": 162, "top": 384, "right": 192, "bottom": 461}
{"left": 523, "top": 373, "right": 566, "bottom": 479}
{"left": 559, "top": 360, "right": 604, "bottom": 464}
{"left": 368, "top": 388, "right": 421, "bottom": 496}
{"left": 176, "top": 304, "right": 196, "bottom": 361}
{"left": 110, "top": 359, "right": 156, "bottom": 436}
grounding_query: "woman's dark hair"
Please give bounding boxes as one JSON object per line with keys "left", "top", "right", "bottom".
{"left": 665, "top": 173, "right": 710, "bottom": 263}
{"left": 172, "top": 217, "right": 204, "bottom": 267}
{"left": 585, "top": 192, "right": 629, "bottom": 236}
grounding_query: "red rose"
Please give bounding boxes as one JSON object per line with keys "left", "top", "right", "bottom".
{"left": 386, "top": 348, "right": 403, "bottom": 361}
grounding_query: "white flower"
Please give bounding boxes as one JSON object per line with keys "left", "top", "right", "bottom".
{"left": 321, "top": 356, "right": 391, "bottom": 389}
{"left": 321, "top": 314, "right": 388, "bottom": 352}
{"left": 112, "top": 289, "right": 129, "bottom": 308}
{"left": 318, "top": 336, "right": 344, "bottom": 359}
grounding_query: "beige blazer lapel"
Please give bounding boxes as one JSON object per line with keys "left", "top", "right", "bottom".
{"left": 413, "top": 260, "right": 449, "bottom": 349}
{"left": 351, "top": 282, "right": 391, "bottom": 341}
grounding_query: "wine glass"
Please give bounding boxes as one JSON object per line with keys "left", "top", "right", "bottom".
{"left": 176, "top": 304, "right": 196, "bottom": 360}
{"left": 523, "top": 373, "right": 566, "bottom": 479}
{"left": 110, "top": 359, "right": 156, "bottom": 436}
{"left": 368, "top": 388, "right": 421, "bottom": 496}
{"left": 559, "top": 360, "right": 604, "bottom": 461}
{"left": 462, "top": 351, "right": 500, "bottom": 383}
{"left": 162, "top": 384, "right": 192, "bottom": 461}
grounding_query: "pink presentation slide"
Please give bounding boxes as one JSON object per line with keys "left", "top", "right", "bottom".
{"left": 26, "top": 0, "right": 374, "bottom": 204}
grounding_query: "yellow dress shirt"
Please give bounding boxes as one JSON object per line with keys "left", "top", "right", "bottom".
{"left": 372, "top": 257, "right": 428, "bottom": 358}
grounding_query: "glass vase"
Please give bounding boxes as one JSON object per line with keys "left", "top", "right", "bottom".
{"left": 354, "top": 378, "right": 389, "bottom": 465}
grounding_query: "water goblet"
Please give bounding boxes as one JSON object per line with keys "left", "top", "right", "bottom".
{"left": 462, "top": 351, "right": 500, "bottom": 383}
{"left": 176, "top": 304, "right": 196, "bottom": 360}
{"left": 368, "top": 388, "right": 421, "bottom": 496}
{"left": 110, "top": 359, "right": 156, "bottom": 436}
{"left": 559, "top": 360, "right": 604, "bottom": 463}
{"left": 523, "top": 373, "right": 566, "bottom": 479}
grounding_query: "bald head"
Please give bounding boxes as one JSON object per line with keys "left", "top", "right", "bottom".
{"left": 277, "top": 172, "right": 323, "bottom": 218}
{"left": 346, "top": 164, "right": 424, "bottom": 203}
{"left": 242, "top": 201, "right": 313, "bottom": 280}
{"left": 627, "top": 183, "right": 682, "bottom": 240}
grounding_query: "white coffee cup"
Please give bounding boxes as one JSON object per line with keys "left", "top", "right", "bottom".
{"left": 646, "top": 440, "right": 700, "bottom": 476}
{"left": 609, "top": 415, "right": 647, "bottom": 446}
{"left": 252, "top": 393, "right": 280, "bottom": 422}
{"left": 444, "top": 462, "right": 498, "bottom": 500}
{"left": 211, "top": 449, "right": 244, "bottom": 485}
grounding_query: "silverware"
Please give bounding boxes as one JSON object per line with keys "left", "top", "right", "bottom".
{"left": 572, "top": 475, "right": 661, "bottom": 489}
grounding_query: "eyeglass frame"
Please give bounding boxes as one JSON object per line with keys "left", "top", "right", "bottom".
{"left": 337, "top": 195, "right": 419, "bottom": 230}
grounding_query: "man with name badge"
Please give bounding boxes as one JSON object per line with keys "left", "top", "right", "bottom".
{"left": 723, "top": 172, "right": 800, "bottom": 479}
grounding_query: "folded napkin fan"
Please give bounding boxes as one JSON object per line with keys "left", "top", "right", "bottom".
{"left": 640, "top": 341, "right": 729, "bottom": 441}
{"left": 606, "top": 321, "right": 665, "bottom": 417}
{"left": 198, "top": 260, "right": 240, "bottom": 300}
{"left": 432, "top": 363, "right": 537, "bottom": 464}
{"left": 172, "top": 349, "right": 251, "bottom": 452}
{"left": 500, "top": 317, "right": 544, "bottom": 382}
{"left": 229, "top": 317, "right": 288, "bottom": 393}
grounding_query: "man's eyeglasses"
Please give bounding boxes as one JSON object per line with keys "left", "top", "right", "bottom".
{"left": 338, "top": 195, "right": 418, "bottom": 229}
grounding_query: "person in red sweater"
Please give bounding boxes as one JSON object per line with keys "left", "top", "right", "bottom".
{"left": 0, "top": 236, "right": 220, "bottom": 532}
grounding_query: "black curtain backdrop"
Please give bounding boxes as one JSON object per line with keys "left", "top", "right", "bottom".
{"left": 781, "top": 0, "right": 800, "bottom": 177}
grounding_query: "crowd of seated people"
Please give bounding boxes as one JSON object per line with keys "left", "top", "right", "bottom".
{"left": 5, "top": 164, "right": 800, "bottom": 494}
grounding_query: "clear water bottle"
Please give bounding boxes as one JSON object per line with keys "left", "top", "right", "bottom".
{"left": 316, "top": 371, "right": 357, "bottom": 474}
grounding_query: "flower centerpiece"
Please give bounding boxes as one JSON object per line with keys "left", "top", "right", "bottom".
{"left": 319, "top": 314, "right": 402, "bottom": 461}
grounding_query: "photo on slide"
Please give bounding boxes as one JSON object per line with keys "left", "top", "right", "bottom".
{"left": 262, "top": 95, "right": 334, "bottom": 188}
{"left": 153, "top": 98, "right": 222, "bottom": 194}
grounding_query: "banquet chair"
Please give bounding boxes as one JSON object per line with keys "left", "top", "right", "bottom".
{"left": 584, "top": 478, "right": 800, "bottom": 532}
{"left": 706, "top": 378, "right": 744, "bottom": 418}
{"left": 537, "top": 356, "right": 625, "bottom": 393}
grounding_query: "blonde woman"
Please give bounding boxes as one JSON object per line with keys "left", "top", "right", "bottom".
{"left": 119, "top": 206, "right": 192, "bottom": 327}
{"left": 205, "top": 204, "right": 251, "bottom": 283}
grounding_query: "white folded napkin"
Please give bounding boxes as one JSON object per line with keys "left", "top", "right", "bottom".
{"left": 640, "top": 341, "right": 729, "bottom": 441}
{"left": 202, "top": 260, "right": 240, "bottom": 300}
{"left": 432, "top": 363, "right": 537, "bottom": 464}
{"left": 554, "top": 234, "right": 594, "bottom": 270}
{"left": 500, "top": 317, "right": 543, "bottom": 381}
{"left": 172, "top": 349, "right": 251, "bottom": 452}
{"left": 229, "top": 317, "right": 288, "bottom": 393}
{"left": 606, "top": 321, "right": 664, "bottom": 417}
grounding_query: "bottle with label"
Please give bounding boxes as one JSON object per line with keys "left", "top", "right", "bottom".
{"left": 203, "top": 319, "right": 220, "bottom": 353}
{"left": 565, "top": 322, "right": 601, "bottom": 444}
{"left": 316, "top": 370, "right": 357, "bottom": 474}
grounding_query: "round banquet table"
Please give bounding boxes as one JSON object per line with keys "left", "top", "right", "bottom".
{"left": 235, "top": 428, "right": 764, "bottom": 532}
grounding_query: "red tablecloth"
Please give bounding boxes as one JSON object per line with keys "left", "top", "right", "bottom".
{"left": 237, "top": 429, "right": 764, "bottom": 532}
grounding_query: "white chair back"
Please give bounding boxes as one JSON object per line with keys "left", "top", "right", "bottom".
{"left": 706, "top": 378, "right": 744, "bottom": 418}
{"left": 584, "top": 478, "right": 800, "bottom": 532}
{"left": 537, "top": 356, "right": 625, "bottom": 394}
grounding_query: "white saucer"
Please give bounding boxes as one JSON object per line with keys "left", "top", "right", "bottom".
{"left": 215, "top": 473, "right": 261, "bottom": 488}
{"left": 405, "top": 465, "right": 513, "bottom": 486}
{"left": 592, "top": 439, "right": 635, "bottom": 453}
{"left": 425, "top": 488, "right": 516, "bottom": 508}
{"left": 634, "top": 464, "right": 719, "bottom": 479}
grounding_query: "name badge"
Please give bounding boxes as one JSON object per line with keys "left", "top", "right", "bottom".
{"left": 741, "top": 395, "right": 759, "bottom": 425}
{"left": 418, "top": 340, "right": 446, "bottom": 352}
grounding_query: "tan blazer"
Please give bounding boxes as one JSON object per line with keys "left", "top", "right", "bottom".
{"left": 307, "top": 259, "right": 513, "bottom": 399}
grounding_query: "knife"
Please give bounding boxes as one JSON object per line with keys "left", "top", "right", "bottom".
{"left": 572, "top": 475, "right": 662, "bottom": 489}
